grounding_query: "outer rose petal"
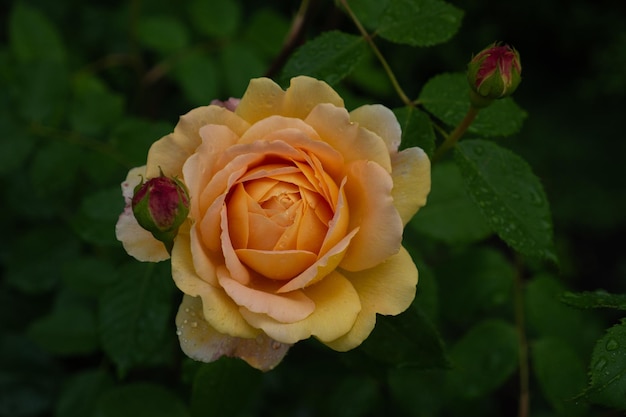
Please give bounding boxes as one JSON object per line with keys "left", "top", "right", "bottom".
{"left": 350, "top": 104, "right": 402, "bottom": 154}
{"left": 391, "top": 147, "right": 432, "bottom": 225}
{"left": 240, "top": 271, "right": 361, "bottom": 344}
{"left": 235, "top": 76, "right": 344, "bottom": 124}
{"left": 340, "top": 160, "right": 403, "bottom": 271}
{"left": 171, "top": 228, "right": 258, "bottom": 338}
{"left": 146, "top": 106, "right": 250, "bottom": 178}
{"left": 326, "top": 246, "right": 418, "bottom": 351}
{"left": 176, "top": 295, "right": 290, "bottom": 371}
{"left": 115, "top": 166, "right": 169, "bottom": 262}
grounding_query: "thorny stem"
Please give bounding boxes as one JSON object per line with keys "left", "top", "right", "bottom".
{"left": 514, "top": 255, "right": 530, "bottom": 417}
{"left": 432, "top": 105, "right": 479, "bottom": 162}
{"left": 339, "top": 0, "right": 413, "bottom": 106}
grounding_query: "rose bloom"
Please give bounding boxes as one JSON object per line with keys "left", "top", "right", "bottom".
{"left": 116, "top": 76, "right": 430, "bottom": 371}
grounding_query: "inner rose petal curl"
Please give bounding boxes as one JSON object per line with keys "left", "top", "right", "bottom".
{"left": 115, "top": 76, "right": 431, "bottom": 371}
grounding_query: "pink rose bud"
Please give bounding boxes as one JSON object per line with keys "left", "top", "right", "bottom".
{"left": 132, "top": 173, "right": 190, "bottom": 252}
{"left": 467, "top": 43, "right": 522, "bottom": 107}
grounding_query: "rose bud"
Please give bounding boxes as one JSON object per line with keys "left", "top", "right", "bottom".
{"left": 467, "top": 42, "right": 521, "bottom": 107}
{"left": 132, "top": 173, "right": 190, "bottom": 253}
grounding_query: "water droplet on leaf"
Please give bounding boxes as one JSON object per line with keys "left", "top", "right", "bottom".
{"left": 606, "top": 338, "right": 619, "bottom": 351}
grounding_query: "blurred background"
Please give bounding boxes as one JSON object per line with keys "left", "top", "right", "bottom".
{"left": 1, "top": 0, "right": 625, "bottom": 416}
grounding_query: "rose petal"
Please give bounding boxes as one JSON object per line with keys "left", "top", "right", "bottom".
{"left": 236, "top": 76, "right": 344, "bottom": 124}
{"left": 235, "top": 249, "right": 318, "bottom": 280}
{"left": 176, "top": 295, "right": 289, "bottom": 371}
{"left": 172, "top": 228, "right": 258, "bottom": 338}
{"left": 305, "top": 103, "right": 392, "bottom": 173}
{"left": 240, "top": 271, "right": 361, "bottom": 344}
{"left": 340, "top": 160, "right": 403, "bottom": 271}
{"left": 391, "top": 147, "right": 432, "bottom": 225}
{"left": 146, "top": 106, "right": 249, "bottom": 178}
{"left": 350, "top": 104, "right": 402, "bottom": 154}
{"left": 327, "top": 247, "right": 417, "bottom": 351}
{"left": 218, "top": 266, "right": 316, "bottom": 323}
{"left": 115, "top": 166, "right": 169, "bottom": 262}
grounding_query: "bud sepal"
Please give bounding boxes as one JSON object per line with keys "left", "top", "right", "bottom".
{"left": 467, "top": 42, "right": 522, "bottom": 108}
{"left": 131, "top": 171, "right": 190, "bottom": 253}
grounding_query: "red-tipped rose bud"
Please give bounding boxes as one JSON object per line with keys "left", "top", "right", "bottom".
{"left": 132, "top": 173, "right": 189, "bottom": 252}
{"left": 467, "top": 43, "right": 522, "bottom": 107}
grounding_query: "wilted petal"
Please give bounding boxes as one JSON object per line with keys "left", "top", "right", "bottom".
{"left": 176, "top": 295, "right": 290, "bottom": 371}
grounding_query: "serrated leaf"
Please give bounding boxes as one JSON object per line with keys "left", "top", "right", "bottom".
{"left": 9, "top": 2, "right": 66, "bottom": 63}
{"left": 378, "top": 0, "right": 463, "bottom": 47}
{"left": 455, "top": 139, "right": 556, "bottom": 261}
{"left": 347, "top": 0, "right": 390, "bottom": 30}
{"left": 191, "top": 360, "right": 262, "bottom": 417}
{"left": 561, "top": 290, "right": 626, "bottom": 310}
{"left": 359, "top": 302, "right": 448, "bottom": 369}
{"left": 137, "top": 16, "right": 190, "bottom": 55}
{"left": 447, "top": 319, "right": 519, "bottom": 399}
{"left": 280, "top": 31, "right": 368, "bottom": 86}
{"left": 99, "top": 262, "right": 176, "bottom": 376}
{"left": 56, "top": 370, "right": 114, "bottom": 417}
{"left": 587, "top": 319, "right": 626, "bottom": 410}
{"left": 419, "top": 73, "right": 527, "bottom": 137}
{"left": 187, "top": 0, "right": 240, "bottom": 38}
{"left": 94, "top": 383, "right": 189, "bottom": 417}
{"left": 393, "top": 106, "right": 436, "bottom": 156}
{"left": 532, "top": 338, "right": 589, "bottom": 417}
{"left": 410, "top": 161, "right": 492, "bottom": 244}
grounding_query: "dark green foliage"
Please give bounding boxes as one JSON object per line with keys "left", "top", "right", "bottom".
{"left": 1, "top": 0, "right": 623, "bottom": 416}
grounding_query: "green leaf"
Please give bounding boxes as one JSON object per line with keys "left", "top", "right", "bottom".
{"left": 323, "top": 375, "right": 381, "bottom": 417}
{"left": 359, "top": 302, "right": 448, "bottom": 369}
{"left": 587, "top": 319, "right": 626, "bottom": 410}
{"left": 172, "top": 52, "right": 218, "bottom": 106}
{"left": 56, "top": 370, "right": 114, "bottom": 417}
{"left": 532, "top": 338, "right": 589, "bottom": 417}
{"left": 187, "top": 0, "right": 241, "bottom": 38}
{"left": 455, "top": 139, "right": 556, "bottom": 261}
{"left": 27, "top": 304, "right": 98, "bottom": 356}
{"left": 242, "top": 8, "right": 291, "bottom": 58}
{"left": 280, "top": 31, "right": 368, "bottom": 86}
{"left": 219, "top": 43, "right": 265, "bottom": 96}
{"left": 191, "top": 359, "right": 263, "bottom": 417}
{"left": 525, "top": 274, "right": 603, "bottom": 358}
{"left": 99, "top": 262, "right": 176, "bottom": 376}
{"left": 15, "top": 60, "right": 69, "bottom": 124}
{"left": 347, "top": 0, "right": 390, "bottom": 30}
{"left": 94, "top": 383, "right": 189, "bottom": 417}
{"left": 419, "top": 73, "right": 527, "bottom": 137}
{"left": 393, "top": 106, "right": 436, "bottom": 156}
{"left": 0, "top": 115, "right": 35, "bottom": 178}
{"left": 69, "top": 73, "right": 124, "bottom": 137}
{"left": 434, "top": 247, "right": 514, "bottom": 328}
{"left": 71, "top": 187, "right": 124, "bottom": 247}
{"left": 137, "top": 16, "right": 190, "bottom": 55}
{"left": 109, "top": 118, "right": 172, "bottom": 167}
{"left": 561, "top": 290, "right": 626, "bottom": 310}
{"left": 9, "top": 2, "right": 66, "bottom": 63}
{"left": 378, "top": 0, "right": 463, "bottom": 47}
{"left": 30, "top": 141, "right": 81, "bottom": 199}
{"left": 410, "top": 161, "right": 492, "bottom": 244}
{"left": 447, "top": 319, "right": 519, "bottom": 399}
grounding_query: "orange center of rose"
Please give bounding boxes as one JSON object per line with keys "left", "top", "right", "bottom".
{"left": 226, "top": 157, "right": 339, "bottom": 281}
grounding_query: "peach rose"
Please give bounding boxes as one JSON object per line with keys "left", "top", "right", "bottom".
{"left": 116, "top": 76, "right": 431, "bottom": 371}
